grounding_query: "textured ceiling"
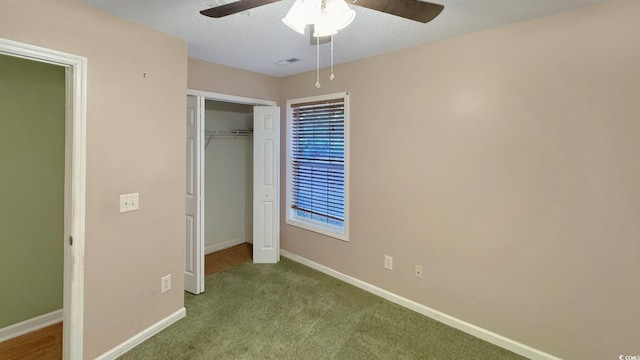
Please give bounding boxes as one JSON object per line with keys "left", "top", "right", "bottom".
{"left": 78, "top": 0, "right": 609, "bottom": 77}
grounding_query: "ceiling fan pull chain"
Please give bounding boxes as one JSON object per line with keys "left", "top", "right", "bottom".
{"left": 316, "top": 31, "right": 321, "bottom": 88}
{"left": 330, "top": 34, "right": 335, "bottom": 81}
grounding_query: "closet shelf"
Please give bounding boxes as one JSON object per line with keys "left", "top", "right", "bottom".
{"left": 205, "top": 129, "right": 253, "bottom": 148}
{"left": 205, "top": 129, "right": 252, "bottom": 137}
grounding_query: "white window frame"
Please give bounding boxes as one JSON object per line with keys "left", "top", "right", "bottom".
{"left": 286, "top": 91, "right": 350, "bottom": 241}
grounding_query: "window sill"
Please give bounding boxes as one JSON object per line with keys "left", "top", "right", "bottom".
{"left": 286, "top": 217, "right": 348, "bottom": 242}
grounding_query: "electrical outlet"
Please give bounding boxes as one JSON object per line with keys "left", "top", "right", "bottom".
{"left": 161, "top": 274, "right": 171, "bottom": 293}
{"left": 384, "top": 255, "right": 393, "bottom": 270}
{"left": 119, "top": 192, "right": 139, "bottom": 213}
{"left": 414, "top": 265, "right": 423, "bottom": 279}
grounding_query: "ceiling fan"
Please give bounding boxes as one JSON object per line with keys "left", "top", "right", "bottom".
{"left": 200, "top": 0, "right": 445, "bottom": 44}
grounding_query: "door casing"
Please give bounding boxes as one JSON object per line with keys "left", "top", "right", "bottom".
{"left": 0, "top": 37, "right": 87, "bottom": 360}
{"left": 185, "top": 89, "right": 278, "bottom": 294}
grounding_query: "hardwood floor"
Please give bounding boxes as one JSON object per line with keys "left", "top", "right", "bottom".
{"left": 205, "top": 242, "right": 253, "bottom": 275}
{"left": 0, "top": 243, "right": 252, "bottom": 359}
{"left": 0, "top": 323, "right": 62, "bottom": 360}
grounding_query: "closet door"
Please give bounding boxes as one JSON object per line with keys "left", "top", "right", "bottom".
{"left": 253, "top": 106, "right": 280, "bottom": 263}
{"left": 185, "top": 95, "right": 204, "bottom": 294}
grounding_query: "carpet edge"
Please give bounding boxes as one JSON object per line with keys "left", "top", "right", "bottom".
{"left": 280, "top": 250, "right": 562, "bottom": 360}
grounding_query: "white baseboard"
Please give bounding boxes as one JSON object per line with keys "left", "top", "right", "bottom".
{"left": 95, "top": 307, "right": 186, "bottom": 360}
{"left": 280, "top": 250, "right": 562, "bottom": 360}
{"left": 205, "top": 238, "right": 246, "bottom": 255}
{"left": 0, "top": 309, "right": 63, "bottom": 343}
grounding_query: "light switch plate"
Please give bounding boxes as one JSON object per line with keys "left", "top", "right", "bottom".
{"left": 119, "top": 192, "right": 139, "bottom": 213}
{"left": 161, "top": 274, "right": 171, "bottom": 294}
{"left": 384, "top": 255, "right": 393, "bottom": 270}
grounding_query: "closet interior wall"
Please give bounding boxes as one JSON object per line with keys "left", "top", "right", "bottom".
{"left": 204, "top": 100, "right": 253, "bottom": 254}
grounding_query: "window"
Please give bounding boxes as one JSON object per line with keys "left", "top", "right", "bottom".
{"left": 286, "top": 92, "right": 349, "bottom": 241}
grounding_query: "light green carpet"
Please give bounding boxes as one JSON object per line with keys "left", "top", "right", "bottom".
{"left": 119, "top": 258, "right": 527, "bottom": 360}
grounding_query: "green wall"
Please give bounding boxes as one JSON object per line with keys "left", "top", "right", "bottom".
{"left": 0, "top": 54, "right": 65, "bottom": 328}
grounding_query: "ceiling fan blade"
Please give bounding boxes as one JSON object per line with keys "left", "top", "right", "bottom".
{"left": 350, "top": 0, "right": 444, "bottom": 23}
{"left": 200, "top": 0, "right": 282, "bottom": 18}
{"left": 309, "top": 24, "right": 332, "bottom": 45}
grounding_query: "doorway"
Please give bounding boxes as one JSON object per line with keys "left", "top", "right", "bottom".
{"left": 0, "top": 38, "right": 87, "bottom": 359}
{"left": 203, "top": 100, "right": 254, "bottom": 256}
{"left": 184, "top": 90, "right": 279, "bottom": 295}
{"left": 0, "top": 52, "right": 64, "bottom": 358}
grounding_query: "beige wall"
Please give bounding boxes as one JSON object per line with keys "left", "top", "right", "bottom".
{"left": 280, "top": 1, "right": 640, "bottom": 359}
{"left": 0, "top": 0, "right": 187, "bottom": 358}
{"left": 188, "top": 58, "right": 281, "bottom": 102}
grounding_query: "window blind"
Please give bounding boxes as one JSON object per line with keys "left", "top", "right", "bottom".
{"left": 290, "top": 98, "right": 345, "bottom": 228}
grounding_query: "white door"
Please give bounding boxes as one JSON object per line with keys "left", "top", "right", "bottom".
{"left": 185, "top": 95, "right": 204, "bottom": 294}
{"left": 253, "top": 106, "right": 280, "bottom": 263}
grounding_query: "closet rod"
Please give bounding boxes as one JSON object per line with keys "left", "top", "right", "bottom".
{"left": 205, "top": 129, "right": 253, "bottom": 149}
{"left": 205, "top": 129, "right": 253, "bottom": 136}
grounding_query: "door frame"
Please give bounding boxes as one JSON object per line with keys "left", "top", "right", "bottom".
{"left": 0, "top": 38, "right": 87, "bottom": 359}
{"left": 186, "top": 89, "right": 276, "bottom": 292}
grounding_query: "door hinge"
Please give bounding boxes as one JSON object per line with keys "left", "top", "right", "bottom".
{"left": 69, "top": 235, "right": 73, "bottom": 246}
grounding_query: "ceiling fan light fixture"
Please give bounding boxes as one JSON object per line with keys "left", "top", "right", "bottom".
{"left": 281, "top": 16, "right": 307, "bottom": 35}
{"left": 312, "top": 24, "right": 337, "bottom": 37}
{"left": 320, "top": 0, "right": 356, "bottom": 30}
{"left": 283, "top": 0, "right": 356, "bottom": 36}
{"left": 313, "top": 13, "right": 354, "bottom": 37}
{"left": 282, "top": 0, "right": 357, "bottom": 88}
{"left": 282, "top": 0, "right": 316, "bottom": 34}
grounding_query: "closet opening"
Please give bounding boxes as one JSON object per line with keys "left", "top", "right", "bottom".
{"left": 203, "top": 100, "right": 255, "bottom": 275}
{"left": 184, "top": 89, "right": 279, "bottom": 295}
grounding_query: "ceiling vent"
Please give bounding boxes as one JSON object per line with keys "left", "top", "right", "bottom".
{"left": 275, "top": 58, "right": 300, "bottom": 66}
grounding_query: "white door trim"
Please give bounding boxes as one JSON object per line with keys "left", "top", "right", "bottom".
{"left": 185, "top": 89, "right": 276, "bottom": 286}
{"left": 0, "top": 37, "right": 87, "bottom": 360}
{"left": 187, "top": 89, "right": 276, "bottom": 107}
